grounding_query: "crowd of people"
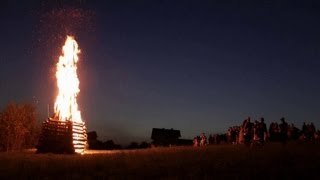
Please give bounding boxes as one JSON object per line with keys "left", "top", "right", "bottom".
{"left": 193, "top": 133, "right": 208, "bottom": 147}
{"left": 193, "top": 117, "right": 320, "bottom": 147}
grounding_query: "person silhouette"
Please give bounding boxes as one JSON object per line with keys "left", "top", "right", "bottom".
{"left": 279, "top": 117, "right": 288, "bottom": 144}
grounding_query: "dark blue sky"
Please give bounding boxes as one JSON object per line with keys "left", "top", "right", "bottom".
{"left": 1, "top": 0, "right": 320, "bottom": 144}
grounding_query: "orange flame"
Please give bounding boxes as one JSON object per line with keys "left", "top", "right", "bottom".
{"left": 54, "top": 36, "right": 87, "bottom": 154}
{"left": 54, "top": 36, "right": 82, "bottom": 123}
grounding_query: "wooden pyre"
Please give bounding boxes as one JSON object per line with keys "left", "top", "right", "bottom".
{"left": 37, "top": 118, "right": 87, "bottom": 154}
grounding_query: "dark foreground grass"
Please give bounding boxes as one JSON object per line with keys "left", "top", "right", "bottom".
{"left": 0, "top": 142, "right": 320, "bottom": 179}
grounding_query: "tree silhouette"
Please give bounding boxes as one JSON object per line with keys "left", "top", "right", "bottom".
{"left": 0, "top": 102, "right": 39, "bottom": 152}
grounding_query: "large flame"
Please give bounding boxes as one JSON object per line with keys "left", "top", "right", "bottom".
{"left": 54, "top": 36, "right": 82, "bottom": 123}
{"left": 53, "top": 36, "right": 86, "bottom": 154}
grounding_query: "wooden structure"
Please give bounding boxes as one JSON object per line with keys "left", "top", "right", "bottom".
{"left": 37, "top": 118, "right": 87, "bottom": 154}
{"left": 151, "top": 128, "right": 181, "bottom": 146}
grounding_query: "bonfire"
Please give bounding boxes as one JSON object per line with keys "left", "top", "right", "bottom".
{"left": 37, "top": 36, "right": 87, "bottom": 154}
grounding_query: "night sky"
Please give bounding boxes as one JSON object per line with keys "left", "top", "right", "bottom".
{"left": 1, "top": 0, "right": 320, "bottom": 144}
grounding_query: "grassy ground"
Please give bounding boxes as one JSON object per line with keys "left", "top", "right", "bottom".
{"left": 0, "top": 142, "right": 319, "bottom": 179}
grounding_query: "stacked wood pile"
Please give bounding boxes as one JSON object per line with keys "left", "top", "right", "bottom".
{"left": 37, "top": 118, "right": 87, "bottom": 154}
{"left": 72, "top": 121, "right": 87, "bottom": 153}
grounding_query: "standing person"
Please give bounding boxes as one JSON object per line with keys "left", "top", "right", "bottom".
{"left": 279, "top": 117, "right": 289, "bottom": 144}
{"left": 231, "top": 127, "right": 237, "bottom": 144}
{"left": 208, "top": 134, "right": 213, "bottom": 145}
{"left": 238, "top": 126, "right": 244, "bottom": 144}
{"left": 200, "top": 133, "right": 207, "bottom": 147}
{"left": 227, "top": 128, "right": 232, "bottom": 144}
{"left": 260, "top": 118, "right": 268, "bottom": 143}
{"left": 244, "top": 117, "right": 253, "bottom": 146}
{"left": 302, "top": 122, "right": 307, "bottom": 136}
{"left": 193, "top": 137, "right": 198, "bottom": 147}
{"left": 309, "top": 123, "right": 316, "bottom": 141}
{"left": 253, "top": 120, "right": 260, "bottom": 142}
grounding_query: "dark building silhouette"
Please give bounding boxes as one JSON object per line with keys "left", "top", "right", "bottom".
{"left": 151, "top": 128, "right": 181, "bottom": 146}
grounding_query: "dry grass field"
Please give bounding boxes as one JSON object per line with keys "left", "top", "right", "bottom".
{"left": 0, "top": 142, "right": 319, "bottom": 179}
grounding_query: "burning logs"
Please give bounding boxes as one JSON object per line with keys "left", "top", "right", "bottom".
{"left": 37, "top": 118, "right": 87, "bottom": 154}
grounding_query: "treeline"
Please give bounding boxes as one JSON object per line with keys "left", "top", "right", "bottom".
{"left": 0, "top": 102, "right": 40, "bottom": 152}
{"left": 87, "top": 131, "right": 150, "bottom": 150}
